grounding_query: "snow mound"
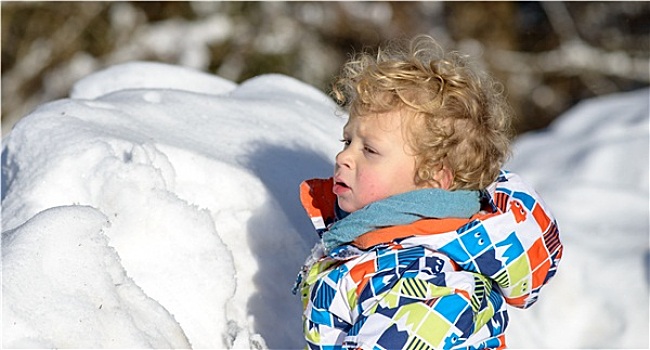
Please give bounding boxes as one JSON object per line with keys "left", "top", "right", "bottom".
{"left": 506, "top": 88, "right": 649, "bottom": 348}
{"left": 70, "top": 61, "right": 237, "bottom": 99}
{"left": 2, "top": 61, "right": 345, "bottom": 349}
{"left": 2, "top": 205, "right": 191, "bottom": 348}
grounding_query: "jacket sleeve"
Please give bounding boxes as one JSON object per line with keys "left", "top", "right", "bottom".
{"left": 301, "top": 258, "right": 355, "bottom": 350}
{"left": 439, "top": 170, "right": 563, "bottom": 308}
{"left": 303, "top": 318, "right": 349, "bottom": 350}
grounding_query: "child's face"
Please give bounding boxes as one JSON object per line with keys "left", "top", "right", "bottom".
{"left": 334, "top": 110, "right": 423, "bottom": 213}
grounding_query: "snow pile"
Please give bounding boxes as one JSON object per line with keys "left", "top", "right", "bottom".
{"left": 2, "top": 61, "right": 648, "bottom": 348}
{"left": 2, "top": 62, "right": 344, "bottom": 349}
{"left": 505, "top": 87, "right": 649, "bottom": 348}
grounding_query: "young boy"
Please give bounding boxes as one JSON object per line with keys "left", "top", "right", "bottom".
{"left": 294, "top": 35, "right": 563, "bottom": 349}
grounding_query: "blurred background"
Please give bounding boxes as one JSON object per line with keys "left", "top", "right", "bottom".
{"left": 2, "top": 1, "right": 649, "bottom": 137}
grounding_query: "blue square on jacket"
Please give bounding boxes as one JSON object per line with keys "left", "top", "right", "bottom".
{"left": 459, "top": 222, "right": 492, "bottom": 257}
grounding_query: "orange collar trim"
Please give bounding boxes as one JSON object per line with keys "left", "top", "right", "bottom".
{"left": 352, "top": 212, "right": 497, "bottom": 250}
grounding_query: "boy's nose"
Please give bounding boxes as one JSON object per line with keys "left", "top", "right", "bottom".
{"left": 335, "top": 148, "right": 353, "bottom": 169}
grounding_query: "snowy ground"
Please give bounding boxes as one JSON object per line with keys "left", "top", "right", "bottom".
{"left": 2, "top": 62, "right": 648, "bottom": 348}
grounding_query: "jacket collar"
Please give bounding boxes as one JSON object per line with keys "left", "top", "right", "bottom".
{"left": 299, "top": 178, "right": 484, "bottom": 251}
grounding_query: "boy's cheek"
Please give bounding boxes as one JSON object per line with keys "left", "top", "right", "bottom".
{"left": 358, "top": 171, "right": 395, "bottom": 203}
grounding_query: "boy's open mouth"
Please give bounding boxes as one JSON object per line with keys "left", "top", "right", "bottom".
{"left": 333, "top": 179, "right": 351, "bottom": 195}
{"left": 335, "top": 181, "right": 349, "bottom": 189}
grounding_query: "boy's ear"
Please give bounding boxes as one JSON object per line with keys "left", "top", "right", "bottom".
{"left": 432, "top": 166, "right": 453, "bottom": 190}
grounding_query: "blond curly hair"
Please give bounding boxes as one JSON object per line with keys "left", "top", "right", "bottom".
{"left": 331, "top": 35, "right": 513, "bottom": 190}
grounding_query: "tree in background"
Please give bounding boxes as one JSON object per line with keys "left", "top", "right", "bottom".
{"left": 2, "top": 1, "right": 648, "bottom": 136}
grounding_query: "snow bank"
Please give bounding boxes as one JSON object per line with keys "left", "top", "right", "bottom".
{"left": 2, "top": 61, "right": 648, "bottom": 348}
{"left": 506, "top": 88, "right": 649, "bottom": 348}
{"left": 2, "top": 205, "right": 190, "bottom": 348}
{"left": 2, "top": 62, "right": 345, "bottom": 349}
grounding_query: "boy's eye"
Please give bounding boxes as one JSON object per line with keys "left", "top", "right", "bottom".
{"left": 339, "top": 139, "right": 351, "bottom": 146}
{"left": 364, "top": 146, "right": 378, "bottom": 155}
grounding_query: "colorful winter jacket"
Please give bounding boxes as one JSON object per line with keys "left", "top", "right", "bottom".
{"left": 295, "top": 171, "right": 563, "bottom": 349}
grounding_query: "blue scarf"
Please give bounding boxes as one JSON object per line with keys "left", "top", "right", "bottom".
{"left": 322, "top": 189, "right": 480, "bottom": 252}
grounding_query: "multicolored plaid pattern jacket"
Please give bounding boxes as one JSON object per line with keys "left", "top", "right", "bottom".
{"left": 296, "top": 171, "right": 563, "bottom": 349}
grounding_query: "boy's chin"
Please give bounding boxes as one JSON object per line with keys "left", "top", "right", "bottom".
{"left": 336, "top": 199, "right": 358, "bottom": 214}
